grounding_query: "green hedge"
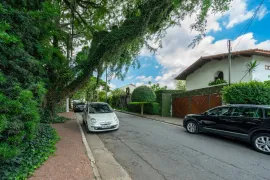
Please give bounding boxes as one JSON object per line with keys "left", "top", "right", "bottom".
{"left": 171, "top": 85, "right": 225, "bottom": 99}
{"left": 0, "top": 124, "right": 59, "bottom": 179}
{"left": 127, "top": 102, "right": 160, "bottom": 115}
{"left": 155, "top": 90, "right": 184, "bottom": 104}
{"left": 131, "top": 86, "right": 156, "bottom": 102}
{"left": 222, "top": 81, "right": 270, "bottom": 105}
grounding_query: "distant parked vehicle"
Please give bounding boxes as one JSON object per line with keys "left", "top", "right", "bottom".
{"left": 183, "top": 104, "right": 270, "bottom": 155}
{"left": 73, "top": 102, "right": 85, "bottom": 112}
{"left": 82, "top": 102, "right": 119, "bottom": 132}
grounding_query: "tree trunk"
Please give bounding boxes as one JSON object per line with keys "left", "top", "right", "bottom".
{"left": 141, "top": 104, "right": 144, "bottom": 115}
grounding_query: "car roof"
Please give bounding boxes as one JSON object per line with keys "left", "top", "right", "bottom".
{"left": 219, "top": 104, "right": 270, "bottom": 108}
{"left": 87, "top": 102, "right": 109, "bottom": 105}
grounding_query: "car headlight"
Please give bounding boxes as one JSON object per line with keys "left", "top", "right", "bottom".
{"left": 90, "top": 118, "right": 96, "bottom": 124}
{"left": 114, "top": 116, "right": 119, "bottom": 123}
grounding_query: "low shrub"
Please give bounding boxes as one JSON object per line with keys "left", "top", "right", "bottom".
{"left": 209, "top": 78, "right": 227, "bottom": 86}
{"left": 127, "top": 102, "right": 160, "bottom": 115}
{"left": 144, "top": 102, "right": 160, "bottom": 115}
{"left": 222, "top": 81, "right": 270, "bottom": 105}
{"left": 40, "top": 109, "right": 70, "bottom": 123}
{"left": 0, "top": 124, "right": 59, "bottom": 179}
{"left": 127, "top": 103, "right": 141, "bottom": 113}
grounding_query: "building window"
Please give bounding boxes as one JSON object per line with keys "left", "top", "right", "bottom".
{"left": 214, "top": 71, "right": 224, "bottom": 81}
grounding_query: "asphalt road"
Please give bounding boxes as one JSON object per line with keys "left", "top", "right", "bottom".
{"left": 97, "top": 112, "right": 270, "bottom": 180}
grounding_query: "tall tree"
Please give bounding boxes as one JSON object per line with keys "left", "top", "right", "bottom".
{"left": 44, "top": 0, "right": 231, "bottom": 115}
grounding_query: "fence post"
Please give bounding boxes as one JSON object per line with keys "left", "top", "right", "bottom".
{"left": 188, "top": 96, "right": 191, "bottom": 114}
{"left": 208, "top": 94, "right": 211, "bottom": 109}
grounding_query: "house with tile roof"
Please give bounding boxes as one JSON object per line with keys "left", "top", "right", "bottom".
{"left": 175, "top": 49, "right": 270, "bottom": 90}
{"left": 119, "top": 84, "right": 136, "bottom": 93}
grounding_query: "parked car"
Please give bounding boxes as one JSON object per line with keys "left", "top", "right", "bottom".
{"left": 183, "top": 104, "right": 270, "bottom": 154}
{"left": 73, "top": 102, "right": 85, "bottom": 112}
{"left": 82, "top": 102, "right": 119, "bottom": 132}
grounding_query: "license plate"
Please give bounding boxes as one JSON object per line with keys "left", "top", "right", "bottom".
{"left": 101, "top": 125, "right": 111, "bottom": 128}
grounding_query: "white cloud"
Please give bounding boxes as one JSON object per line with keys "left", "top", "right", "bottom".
{"left": 138, "top": 0, "right": 269, "bottom": 89}
{"left": 108, "top": 83, "right": 116, "bottom": 90}
{"left": 152, "top": 33, "right": 270, "bottom": 89}
{"left": 141, "top": 63, "right": 150, "bottom": 68}
{"left": 135, "top": 76, "right": 152, "bottom": 82}
{"left": 225, "top": 0, "right": 268, "bottom": 29}
{"left": 257, "top": 5, "right": 268, "bottom": 20}
{"left": 127, "top": 76, "right": 134, "bottom": 80}
{"left": 135, "top": 82, "right": 144, "bottom": 87}
{"left": 155, "top": 66, "right": 159, "bottom": 68}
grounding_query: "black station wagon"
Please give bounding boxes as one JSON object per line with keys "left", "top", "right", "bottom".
{"left": 183, "top": 104, "right": 270, "bottom": 154}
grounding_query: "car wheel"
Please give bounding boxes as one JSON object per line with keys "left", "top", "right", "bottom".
{"left": 85, "top": 120, "right": 90, "bottom": 133}
{"left": 186, "top": 120, "right": 199, "bottom": 134}
{"left": 252, "top": 133, "right": 270, "bottom": 155}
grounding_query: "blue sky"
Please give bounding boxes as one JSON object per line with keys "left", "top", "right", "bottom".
{"left": 108, "top": 0, "right": 270, "bottom": 89}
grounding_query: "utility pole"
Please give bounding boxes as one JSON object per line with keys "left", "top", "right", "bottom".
{"left": 227, "top": 40, "right": 232, "bottom": 85}
{"left": 105, "top": 65, "right": 108, "bottom": 103}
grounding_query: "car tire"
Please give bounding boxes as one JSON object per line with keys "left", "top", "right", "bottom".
{"left": 185, "top": 120, "right": 199, "bottom": 134}
{"left": 252, "top": 133, "right": 270, "bottom": 155}
{"left": 85, "top": 121, "right": 91, "bottom": 133}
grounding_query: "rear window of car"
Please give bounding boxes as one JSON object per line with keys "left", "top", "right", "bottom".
{"left": 231, "top": 107, "right": 263, "bottom": 118}
{"left": 265, "top": 108, "right": 270, "bottom": 118}
{"left": 89, "top": 104, "right": 113, "bottom": 113}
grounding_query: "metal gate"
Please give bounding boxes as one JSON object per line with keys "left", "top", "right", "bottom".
{"left": 161, "top": 93, "right": 172, "bottom": 117}
{"left": 172, "top": 94, "right": 222, "bottom": 118}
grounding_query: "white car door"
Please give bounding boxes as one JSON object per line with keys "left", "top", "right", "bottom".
{"left": 82, "top": 105, "right": 87, "bottom": 122}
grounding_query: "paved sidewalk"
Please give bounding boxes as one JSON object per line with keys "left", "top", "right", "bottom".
{"left": 29, "top": 112, "right": 94, "bottom": 180}
{"left": 116, "top": 110, "right": 183, "bottom": 126}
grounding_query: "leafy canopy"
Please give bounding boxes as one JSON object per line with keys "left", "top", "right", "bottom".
{"left": 131, "top": 86, "right": 156, "bottom": 102}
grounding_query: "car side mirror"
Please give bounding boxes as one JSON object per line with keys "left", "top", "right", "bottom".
{"left": 201, "top": 112, "right": 208, "bottom": 115}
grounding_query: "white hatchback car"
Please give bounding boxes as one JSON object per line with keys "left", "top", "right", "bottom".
{"left": 82, "top": 102, "right": 119, "bottom": 132}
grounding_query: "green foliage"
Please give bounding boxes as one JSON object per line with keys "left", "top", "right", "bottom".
{"left": 98, "top": 91, "right": 107, "bottom": 102}
{"left": 0, "top": 124, "right": 59, "bottom": 180}
{"left": 172, "top": 85, "right": 225, "bottom": 99}
{"left": 131, "top": 86, "right": 156, "bottom": 102}
{"left": 40, "top": 109, "right": 70, "bottom": 123}
{"left": 144, "top": 102, "right": 160, "bottom": 115}
{"left": 0, "top": 2, "right": 55, "bottom": 160}
{"left": 127, "top": 103, "right": 141, "bottom": 113}
{"left": 127, "top": 102, "right": 160, "bottom": 115}
{"left": 0, "top": 0, "right": 232, "bottom": 169}
{"left": 240, "top": 60, "right": 259, "bottom": 82}
{"left": 148, "top": 81, "right": 167, "bottom": 91}
{"left": 175, "top": 80, "right": 186, "bottom": 91}
{"left": 264, "top": 80, "right": 270, "bottom": 86}
{"left": 222, "top": 81, "right": 270, "bottom": 105}
{"left": 0, "top": 89, "right": 41, "bottom": 159}
{"left": 208, "top": 78, "right": 227, "bottom": 86}
{"left": 72, "top": 76, "right": 109, "bottom": 102}
{"left": 110, "top": 89, "right": 126, "bottom": 108}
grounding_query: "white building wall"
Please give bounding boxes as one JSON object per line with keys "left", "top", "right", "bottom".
{"left": 119, "top": 84, "right": 136, "bottom": 93}
{"left": 186, "top": 56, "right": 253, "bottom": 90}
{"left": 252, "top": 55, "right": 270, "bottom": 81}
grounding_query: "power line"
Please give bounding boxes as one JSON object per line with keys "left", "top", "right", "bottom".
{"left": 233, "top": 0, "right": 265, "bottom": 50}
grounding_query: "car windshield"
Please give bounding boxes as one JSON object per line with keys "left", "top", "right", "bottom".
{"left": 89, "top": 104, "right": 113, "bottom": 114}
{"left": 206, "top": 107, "right": 230, "bottom": 116}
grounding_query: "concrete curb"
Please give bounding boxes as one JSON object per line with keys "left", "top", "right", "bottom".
{"left": 115, "top": 110, "right": 183, "bottom": 127}
{"left": 74, "top": 113, "right": 102, "bottom": 180}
